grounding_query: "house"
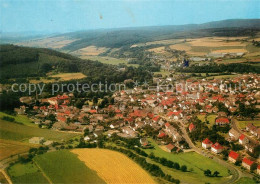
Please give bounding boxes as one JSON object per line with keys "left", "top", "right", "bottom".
{"left": 140, "top": 138, "right": 149, "bottom": 147}
{"left": 84, "top": 136, "right": 91, "bottom": 141}
{"left": 228, "top": 151, "right": 239, "bottom": 163}
{"left": 242, "top": 158, "right": 254, "bottom": 170}
{"left": 246, "top": 123, "right": 257, "bottom": 135}
{"left": 239, "top": 134, "right": 249, "bottom": 145}
{"left": 189, "top": 123, "right": 196, "bottom": 132}
{"left": 166, "top": 143, "right": 176, "bottom": 152}
{"left": 29, "top": 137, "right": 44, "bottom": 144}
{"left": 245, "top": 142, "right": 257, "bottom": 153}
{"left": 211, "top": 142, "right": 223, "bottom": 154}
{"left": 215, "top": 117, "right": 230, "bottom": 125}
{"left": 228, "top": 128, "right": 240, "bottom": 141}
{"left": 257, "top": 165, "right": 260, "bottom": 175}
{"left": 158, "top": 131, "right": 166, "bottom": 138}
{"left": 202, "top": 138, "right": 212, "bottom": 149}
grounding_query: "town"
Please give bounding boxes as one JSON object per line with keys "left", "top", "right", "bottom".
{"left": 12, "top": 73, "right": 260, "bottom": 180}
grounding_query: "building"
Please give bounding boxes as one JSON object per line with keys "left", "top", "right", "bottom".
{"left": 239, "top": 134, "right": 249, "bottom": 145}
{"left": 189, "top": 123, "right": 196, "bottom": 132}
{"left": 29, "top": 137, "right": 44, "bottom": 144}
{"left": 242, "top": 158, "right": 254, "bottom": 170}
{"left": 140, "top": 138, "right": 149, "bottom": 147}
{"left": 202, "top": 138, "right": 212, "bottom": 149}
{"left": 228, "top": 151, "right": 239, "bottom": 163}
{"left": 228, "top": 128, "right": 240, "bottom": 141}
{"left": 215, "top": 117, "right": 230, "bottom": 125}
{"left": 166, "top": 143, "right": 176, "bottom": 152}
{"left": 211, "top": 142, "right": 223, "bottom": 154}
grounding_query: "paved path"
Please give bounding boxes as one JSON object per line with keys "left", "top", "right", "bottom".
{"left": 0, "top": 169, "right": 12, "bottom": 184}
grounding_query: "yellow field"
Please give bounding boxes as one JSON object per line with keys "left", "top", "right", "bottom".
{"left": 0, "top": 139, "right": 35, "bottom": 160}
{"left": 148, "top": 46, "right": 166, "bottom": 53}
{"left": 211, "top": 48, "right": 247, "bottom": 53}
{"left": 188, "top": 37, "right": 247, "bottom": 47}
{"left": 73, "top": 46, "right": 108, "bottom": 56}
{"left": 30, "top": 72, "right": 87, "bottom": 83}
{"left": 71, "top": 148, "right": 156, "bottom": 184}
{"left": 51, "top": 72, "right": 86, "bottom": 81}
{"left": 169, "top": 43, "right": 191, "bottom": 51}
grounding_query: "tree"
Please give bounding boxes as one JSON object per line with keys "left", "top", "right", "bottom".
{"left": 180, "top": 165, "right": 187, "bottom": 172}
{"left": 213, "top": 171, "right": 220, "bottom": 177}
{"left": 93, "top": 96, "right": 98, "bottom": 104}
{"left": 174, "top": 163, "right": 180, "bottom": 170}
{"left": 204, "top": 169, "right": 211, "bottom": 176}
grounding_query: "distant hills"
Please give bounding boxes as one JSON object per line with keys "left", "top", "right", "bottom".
{"left": 1, "top": 19, "right": 260, "bottom": 52}
{"left": 59, "top": 19, "right": 260, "bottom": 51}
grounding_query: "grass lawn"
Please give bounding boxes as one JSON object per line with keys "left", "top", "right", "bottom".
{"left": 0, "top": 112, "right": 36, "bottom": 127}
{"left": 34, "top": 150, "right": 105, "bottom": 184}
{"left": 82, "top": 56, "right": 138, "bottom": 67}
{"left": 154, "top": 70, "right": 171, "bottom": 77}
{"left": 7, "top": 162, "right": 49, "bottom": 184}
{"left": 197, "top": 114, "right": 206, "bottom": 122}
{"left": 0, "top": 120, "right": 78, "bottom": 141}
{"left": 237, "top": 120, "right": 260, "bottom": 129}
{"left": 207, "top": 114, "right": 217, "bottom": 127}
{"left": 234, "top": 177, "right": 257, "bottom": 184}
{"left": 197, "top": 114, "right": 216, "bottom": 127}
{"left": 142, "top": 138, "right": 230, "bottom": 184}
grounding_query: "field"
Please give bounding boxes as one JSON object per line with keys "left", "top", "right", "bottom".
{"left": 72, "top": 148, "right": 156, "bottom": 184}
{"left": 0, "top": 139, "right": 36, "bottom": 160}
{"left": 78, "top": 55, "right": 139, "bottom": 67}
{"left": 17, "top": 36, "right": 77, "bottom": 49}
{"left": 142, "top": 138, "right": 230, "bottom": 184}
{"left": 7, "top": 162, "right": 49, "bottom": 184}
{"left": 51, "top": 72, "right": 86, "bottom": 81}
{"left": 34, "top": 150, "right": 105, "bottom": 184}
{"left": 148, "top": 36, "right": 255, "bottom": 57}
{"left": 237, "top": 120, "right": 260, "bottom": 129}
{"left": 72, "top": 46, "right": 108, "bottom": 56}
{"left": 0, "top": 119, "right": 78, "bottom": 141}
{"left": 30, "top": 72, "right": 87, "bottom": 83}
{"left": 0, "top": 112, "right": 36, "bottom": 127}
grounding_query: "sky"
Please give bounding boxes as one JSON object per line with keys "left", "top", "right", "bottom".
{"left": 0, "top": 0, "right": 259, "bottom": 33}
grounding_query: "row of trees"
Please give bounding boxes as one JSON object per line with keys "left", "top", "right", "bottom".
{"left": 176, "top": 63, "right": 260, "bottom": 74}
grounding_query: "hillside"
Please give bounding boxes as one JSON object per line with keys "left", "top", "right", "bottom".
{"left": 14, "top": 19, "right": 260, "bottom": 52}
{"left": 0, "top": 44, "right": 152, "bottom": 84}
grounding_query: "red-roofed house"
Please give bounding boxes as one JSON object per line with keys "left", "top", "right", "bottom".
{"left": 189, "top": 123, "right": 196, "bottom": 132}
{"left": 215, "top": 117, "right": 230, "bottom": 126}
{"left": 165, "top": 122, "right": 171, "bottom": 128}
{"left": 228, "top": 151, "right": 239, "bottom": 163}
{"left": 153, "top": 115, "right": 160, "bottom": 123}
{"left": 158, "top": 131, "right": 166, "bottom": 138}
{"left": 239, "top": 134, "right": 249, "bottom": 145}
{"left": 242, "top": 158, "right": 254, "bottom": 170}
{"left": 166, "top": 143, "right": 176, "bottom": 152}
{"left": 202, "top": 138, "right": 212, "bottom": 149}
{"left": 89, "top": 109, "right": 97, "bottom": 114}
{"left": 211, "top": 142, "right": 223, "bottom": 154}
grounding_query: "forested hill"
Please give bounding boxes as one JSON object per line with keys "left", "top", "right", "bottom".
{"left": 60, "top": 19, "right": 260, "bottom": 51}
{"left": 0, "top": 44, "right": 152, "bottom": 83}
